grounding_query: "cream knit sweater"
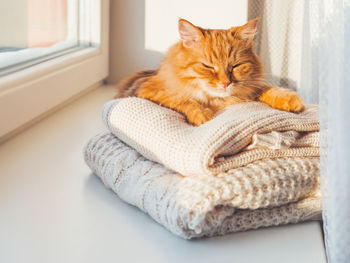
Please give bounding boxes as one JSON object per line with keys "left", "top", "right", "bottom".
{"left": 103, "top": 98, "right": 319, "bottom": 176}
{"left": 84, "top": 132, "right": 321, "bottom": 239}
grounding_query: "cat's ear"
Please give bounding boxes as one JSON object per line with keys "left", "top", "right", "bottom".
{"left": 237, "top": 18, "right": 260, "bottom": 41}
{"left": 178, "top": 19, "right": 203, "bottom": 48}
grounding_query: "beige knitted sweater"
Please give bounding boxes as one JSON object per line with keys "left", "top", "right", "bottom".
{"left": 84, "top": 132, "right": 321, "bottom": 239}
{"left": 103, "top": 98, "right": 319, "bottom": 176}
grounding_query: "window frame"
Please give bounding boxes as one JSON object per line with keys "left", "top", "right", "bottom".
{"left": 0, "top": 0, "right": 109, "bottom": 141}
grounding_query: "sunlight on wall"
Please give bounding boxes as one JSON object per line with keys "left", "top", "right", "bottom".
{"left": 145, "top": 0, "right": 248, "bottom": 53}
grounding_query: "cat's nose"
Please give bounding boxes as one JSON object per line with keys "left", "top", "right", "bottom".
{"left": 222, "top": 82, "right": 231, "bottom": 88}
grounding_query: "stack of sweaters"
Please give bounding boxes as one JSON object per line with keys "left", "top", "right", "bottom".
{"left": 83, "top": 97, "right": 321, "bottom": 239}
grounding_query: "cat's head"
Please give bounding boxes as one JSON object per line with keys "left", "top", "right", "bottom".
{"left": 175, "top": 18, "right": 265, "bottom": 100}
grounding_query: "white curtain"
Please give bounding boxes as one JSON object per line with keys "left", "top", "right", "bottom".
{"left": 250, "top": 0, "right": 350, "bottom": 262}
{"left": 249, "top": 0, "right": 306, "bottom": 93}
{"left": 312, "top": 1, "right": 350, "bottom": 262}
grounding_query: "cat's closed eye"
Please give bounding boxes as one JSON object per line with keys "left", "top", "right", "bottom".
{"left": 232, "top": 64, "right": 242, "bottom": 70}
{"left": 201, "top": 63, "right": 214, "bottom": 69}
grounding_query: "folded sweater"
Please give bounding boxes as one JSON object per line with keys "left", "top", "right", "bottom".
{"left": 84, "top": 132, "right": 321, "bottom": 239}
{"left": 103, "top": 98, "right": 319, "bottom": 176}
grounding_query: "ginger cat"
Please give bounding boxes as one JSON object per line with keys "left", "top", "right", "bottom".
{"left": 116, "top": 18, "right": 304, "bottom": 126}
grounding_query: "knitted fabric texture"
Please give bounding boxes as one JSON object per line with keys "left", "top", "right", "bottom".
{"left": 84, "top": 132, "right": 321, "bottom": 239}
{"left": 103, "top": 98, "right": 319, "bottom": 176}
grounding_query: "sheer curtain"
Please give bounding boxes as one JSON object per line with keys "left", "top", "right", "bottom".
{"left": 250, "top": 0, "right": 350, "bottom": 262}
{"left": 248, "top": 0, "right": 306, "bottom": 93}
{"left": 313, "top": 1, "right": 350, "bottom": 262}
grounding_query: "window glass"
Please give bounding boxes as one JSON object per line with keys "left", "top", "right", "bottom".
{"left": 0, "top": 0, "right": 80, "bottom": 76}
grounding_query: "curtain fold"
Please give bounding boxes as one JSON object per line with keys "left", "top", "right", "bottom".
{"left": 248, "top": 0, "right": 306, "bottom": 93}
{"left": 250, "top": 0, "right": 350, "bottom": 262}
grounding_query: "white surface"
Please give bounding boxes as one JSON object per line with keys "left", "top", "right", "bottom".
{"left": 0, "top": 0, "right": 109, "bottom": 139}
{"left": 145, "top": 0, "right": 247, "bottom": 53}
{"left": 0, "top": 86, "right": 327, "bottom": 263}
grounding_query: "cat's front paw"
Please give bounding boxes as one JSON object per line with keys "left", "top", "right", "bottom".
{"left": 260, "top": 88, "right": 305, "bottom": 113}
{"left": 188, "top": 108, "right": 214, "bottom": 126}
{"left": 284, "top": 93, "right": 305, "bottom": 113}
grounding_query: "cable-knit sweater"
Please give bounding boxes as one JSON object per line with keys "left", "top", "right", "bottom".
{"left": 84, "top": 132, "right": 321, "bottom": 239}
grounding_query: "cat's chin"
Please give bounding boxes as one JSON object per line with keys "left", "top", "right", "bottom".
{"left": 205, "top": 89, "right": 231, "bottom": 98}
{"left": 199, "top": 83, "right": 232, "bottom": 98}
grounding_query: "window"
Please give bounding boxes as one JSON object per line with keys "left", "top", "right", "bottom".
{"left": 0, "top": 0, "right": 109, "bottom": 141}
{"left": 0, "top": 0, "right": 80, "bottom": 76}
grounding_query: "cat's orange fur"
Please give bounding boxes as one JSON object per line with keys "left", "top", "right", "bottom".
{"left": 116, "top": 18, "right": 305, "bottom": 126}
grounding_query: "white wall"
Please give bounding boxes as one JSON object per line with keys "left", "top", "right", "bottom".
{"left": 107, "top": 0, "right": 248, "bottom": 84}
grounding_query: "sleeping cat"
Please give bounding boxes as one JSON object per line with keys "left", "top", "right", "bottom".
{"left": 116, "top": 18, "right": 304, "bottom": 126}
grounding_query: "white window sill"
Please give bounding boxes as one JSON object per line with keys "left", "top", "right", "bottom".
{"left": 0, "top": 85, "right": 327, "bottom": 263}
